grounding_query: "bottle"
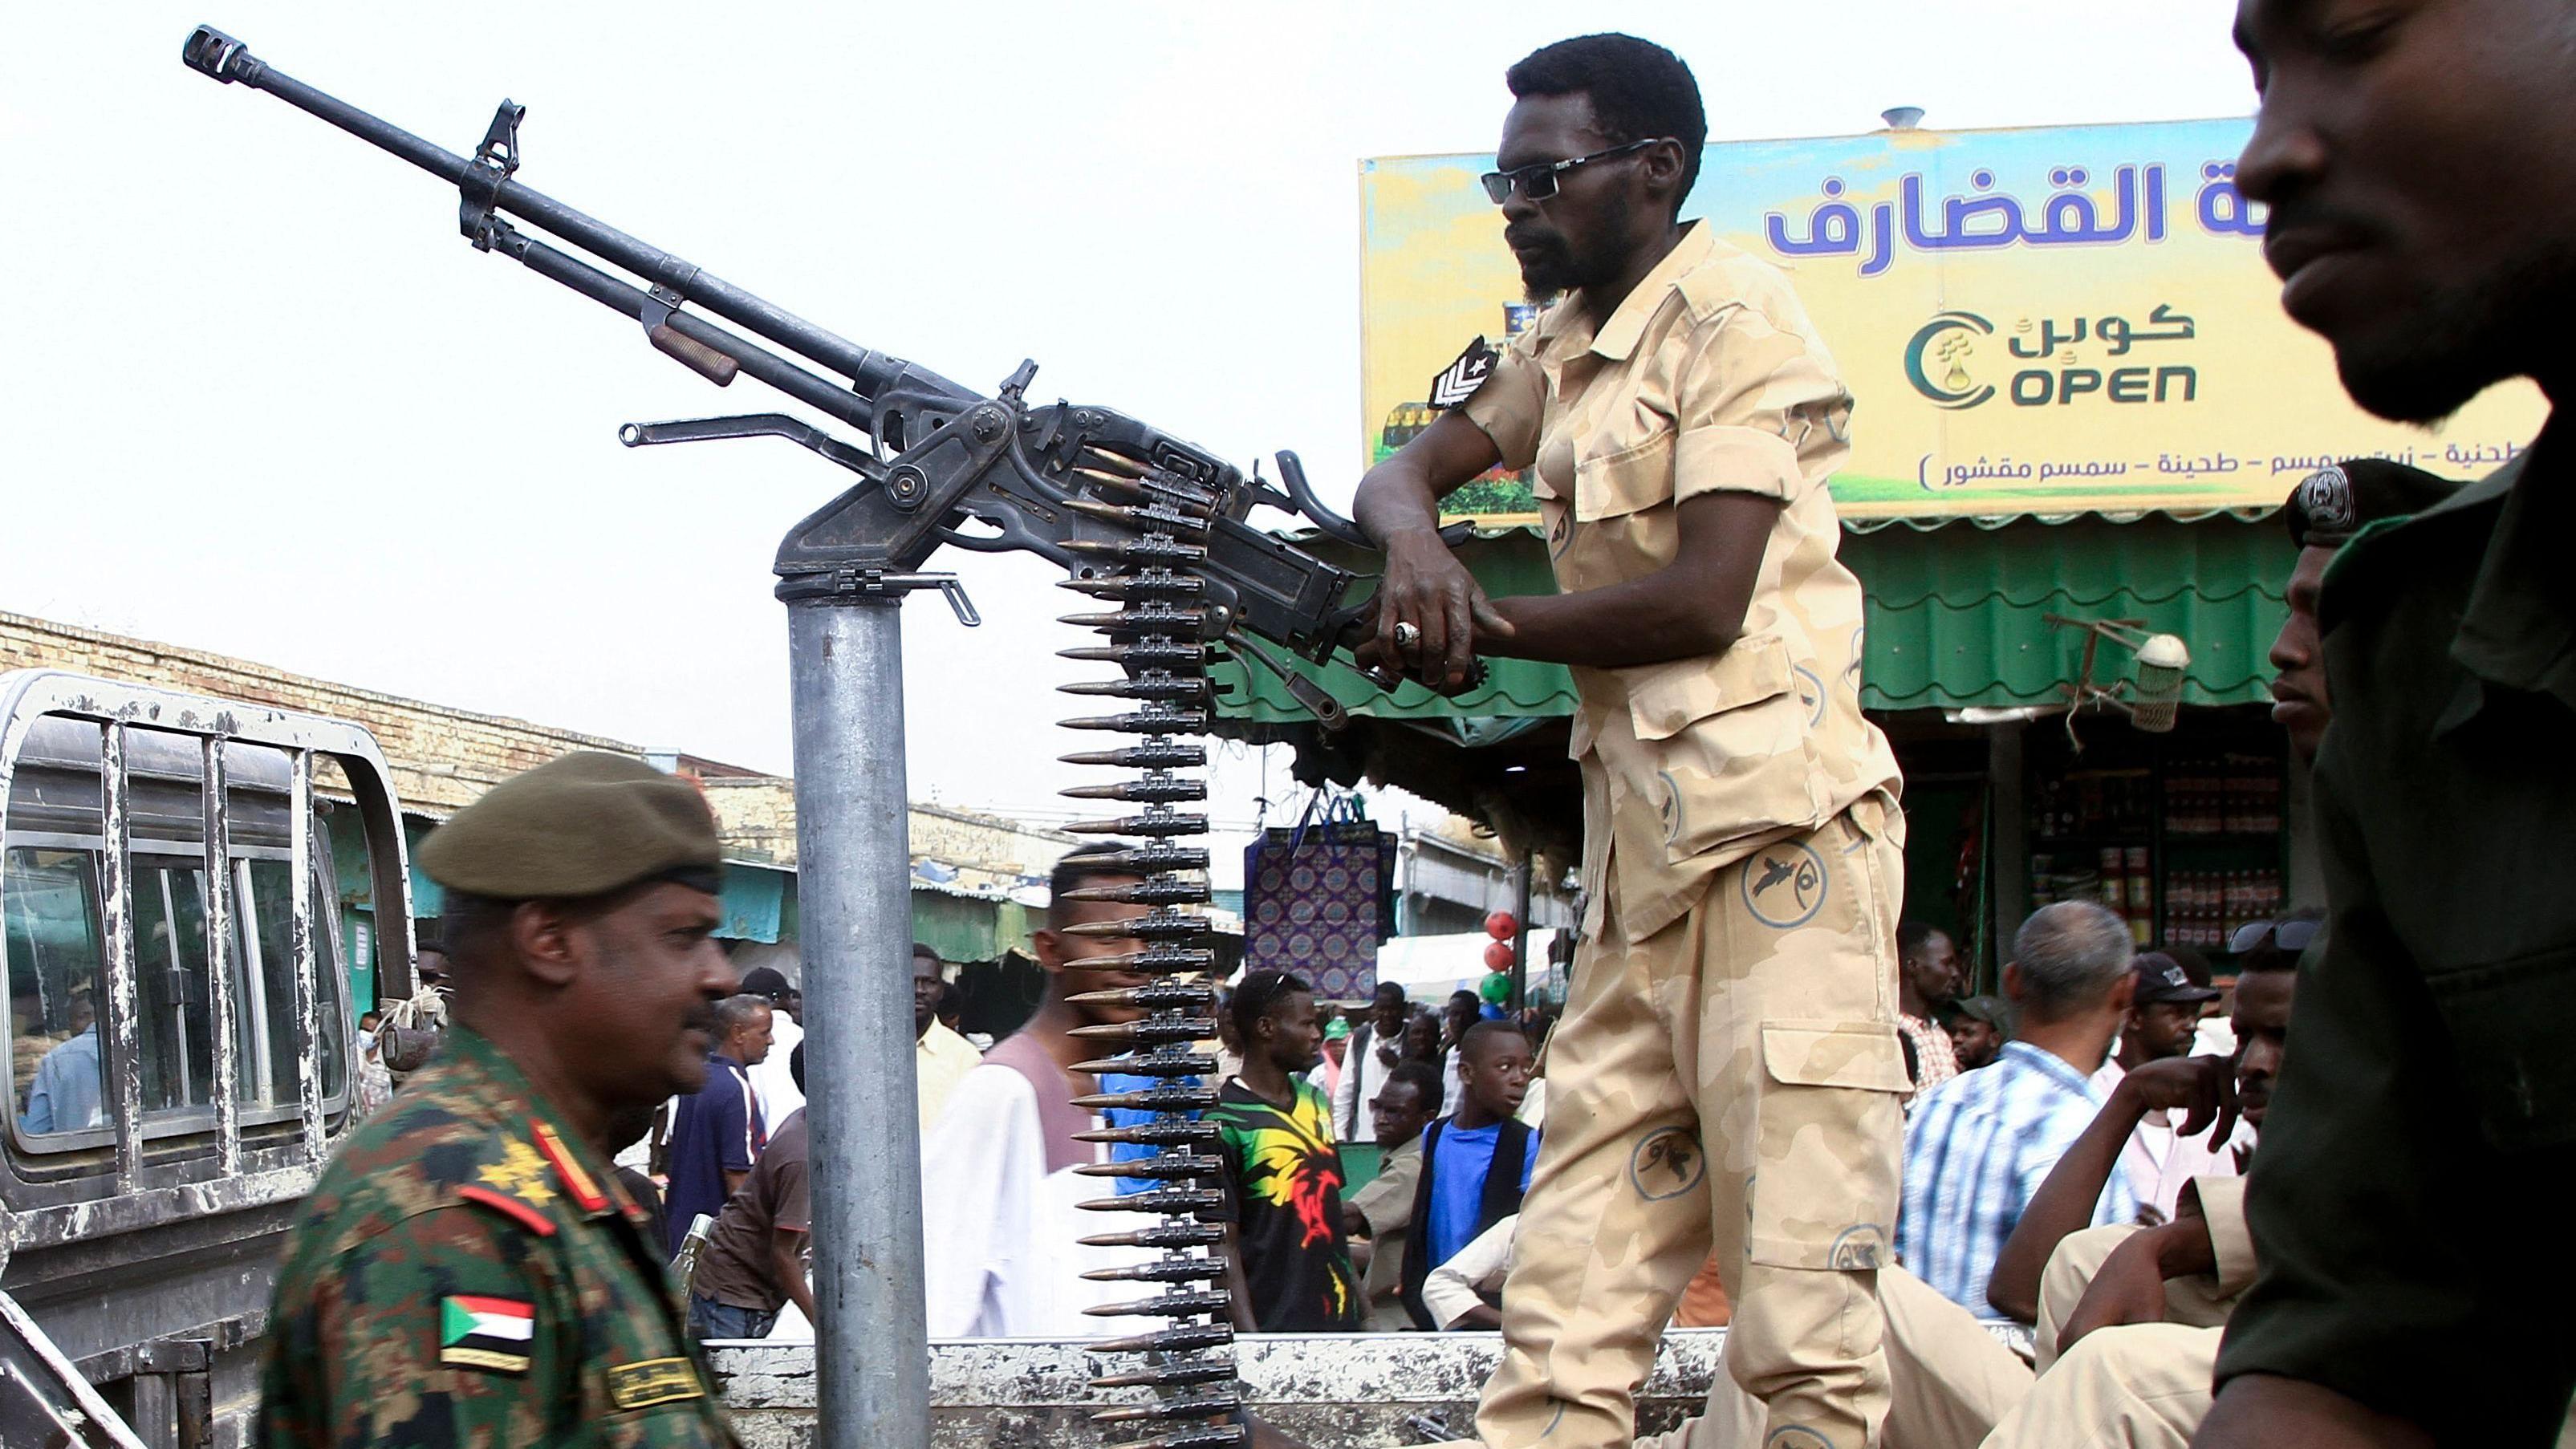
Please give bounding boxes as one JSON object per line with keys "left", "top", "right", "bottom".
{"left": 672, "top": 1212, "right": 717, "bottom": 1298}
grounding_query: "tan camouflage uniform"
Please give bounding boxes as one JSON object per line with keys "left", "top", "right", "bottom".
{"left": 1460, "top": 220, "right": 1908, "bottom": 1449}
{"left": 258, "top": 1025, "right": 735, "bottom": 1447}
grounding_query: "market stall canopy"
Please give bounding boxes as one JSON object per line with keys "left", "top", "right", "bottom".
{"left": 1843, "top": 512, "right": 2290, "bottom": 708}
{"left": 1214, "top": 513, "right": 2292, "bottom": 720}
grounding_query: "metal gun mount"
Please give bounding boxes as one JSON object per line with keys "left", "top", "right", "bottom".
{"left": 183, "top": 25, "right": 1470, "bottom": 1449}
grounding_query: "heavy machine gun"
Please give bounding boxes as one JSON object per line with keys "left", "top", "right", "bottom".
{"left": 182, "top": 25, "right": 1457, "bottom": 1449}
{"left": 181, "top": 24, "right": 1457, "bottom": 729}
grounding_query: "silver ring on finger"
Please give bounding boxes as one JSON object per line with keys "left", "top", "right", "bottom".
{"left": 1392, "top": 620, "right": 1421, "bottom": 651}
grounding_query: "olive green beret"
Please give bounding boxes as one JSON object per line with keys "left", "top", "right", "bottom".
{"left": 419, "top": 752, "right": 723, "bottom": 899}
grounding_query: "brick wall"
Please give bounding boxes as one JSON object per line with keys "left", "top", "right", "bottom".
{"left": 0, "top": 609, "right": 636, "bottom": 819}
{"left": 2, "top": 611, "right": 1076, "bottom": 879}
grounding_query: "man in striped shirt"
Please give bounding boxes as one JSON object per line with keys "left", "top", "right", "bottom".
{"left": 1897, "top": 902, "right": 2139, "bottom": 1314}
{"left": 1895, "top": 921, "right": 1964, "bottom": 1103}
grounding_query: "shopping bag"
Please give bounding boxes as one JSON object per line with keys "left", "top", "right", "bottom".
{"left": 1241, "top": 795, "right": 1395, "bottom": 1000}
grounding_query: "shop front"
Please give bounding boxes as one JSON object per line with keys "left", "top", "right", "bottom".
{"left": 1213, "top": 506, "right": 2302, "bottom": 986}
{"left": 1847, "top": 509, "right": 2301, "bottom": 985}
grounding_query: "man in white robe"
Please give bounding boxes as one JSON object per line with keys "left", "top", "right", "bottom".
{"left": 920, "top": 846, "right": 1187, "bottom": 1339}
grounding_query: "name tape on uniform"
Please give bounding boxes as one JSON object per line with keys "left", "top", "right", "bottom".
{"left": 608, "top": 1357, "right": 707, "bottom": 1409}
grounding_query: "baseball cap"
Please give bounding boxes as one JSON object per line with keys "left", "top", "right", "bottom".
{"left": 1950, "top": 995, "right": 2011, "bottom": 1030}
{"left": 2132, "top": 951, "right": 2222, "bottom": 1005}
{"left": 1324, "top": 1017, "right": 1351, "bottom": 1041}
{"left": 737, "top": 966, "right": 794, "bottom": 1002}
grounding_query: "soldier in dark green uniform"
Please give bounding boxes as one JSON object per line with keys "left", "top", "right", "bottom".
{"left": 2208, "top": 1, "right": 2576, "bottom": 1443}
{"left": 258, "top": 752, "right": 743, "bottom": 1447}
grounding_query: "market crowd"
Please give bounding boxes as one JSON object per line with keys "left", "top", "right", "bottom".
{"left": 246, "top": 5, "right": 2575, "bottom": 1446}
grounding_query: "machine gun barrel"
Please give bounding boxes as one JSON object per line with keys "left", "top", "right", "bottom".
{"left": 178, "top": 24, "right": 1477, "bottom": 699}
{"left": 180, "top": 26, "right": 972, "bottom": 419}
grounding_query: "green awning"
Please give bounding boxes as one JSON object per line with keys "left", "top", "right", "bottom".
{"left": 1212, "top": 530, "right": 1578, "bottom": 727}
{"left": 717, "top": 862, "right": 787, "bottom": 944}
{"left": 1845, "top": 515, "right": 2288, "bottom": 709}
{"left": 1211, "top": 514, "right": 2287, "bottom": 723}
{"left": 909, "top": 886, "right": 1033, "bottom": 965}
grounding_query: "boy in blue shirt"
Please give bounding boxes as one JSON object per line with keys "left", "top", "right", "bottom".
{"left": 1403, "top": 1020, "right": 1538, "bottom": 1328}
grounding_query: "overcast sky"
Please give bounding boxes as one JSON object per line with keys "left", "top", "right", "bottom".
{"left": 2, "top": 3, "right": 2255, "bottom": 885}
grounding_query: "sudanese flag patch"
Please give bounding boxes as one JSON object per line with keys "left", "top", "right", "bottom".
{"left": 439, "top": 1295, "right": 534, "bottom": 1374}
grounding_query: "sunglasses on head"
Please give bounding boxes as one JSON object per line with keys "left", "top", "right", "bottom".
{"left": 1236, "top": 971, "right": 1298, "bottom": 1018}
{"left": 1481, "top": 138, "right": 1665, "bottom": 205}
{"left": 2229, "top": 917, "right": 2322, "bottom": 957}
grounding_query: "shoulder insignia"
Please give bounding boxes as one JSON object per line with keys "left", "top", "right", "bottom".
{"left": 439, "top": 1295, "right": 535, "bottom": 1374}
{"left": 469, "top": 1135, "right": 561, "bottom": 1213}
{"left": 531, "top": 1119, "right": 611, "bottom": 1215}
{"left": 1428, "top": 335, "right": 1497, "bottom": 408}
{"left": 460, "top": 1184, "right": 558, "bottom": 1238}
{"left": 607, "top": 1357, "right": 706, "bottom": 1409}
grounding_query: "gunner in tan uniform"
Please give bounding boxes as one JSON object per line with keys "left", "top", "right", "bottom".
{"left": 1352, "top": 33, "right": 1904, "bottom": 1449}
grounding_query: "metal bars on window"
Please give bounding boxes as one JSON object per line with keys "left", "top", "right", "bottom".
{"left": 288, "top": 750, "right": 324, "bottom": 1164}
{"left": 201, "top": 737, "right": 243, "bottom": 1177}
{"left": 95, "top": 723, "right": 145, "bottom": 1191}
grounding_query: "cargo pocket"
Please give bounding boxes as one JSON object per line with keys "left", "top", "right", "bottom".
{"left": 2424, "top": 942, "right": 2576, "bottom": 1153}
{"left": 1626, "top": 636, "right": 1827, "bottom": 862}
{"left": 1745, "top": 1021, "right": 1906, "bottom": 1271}
{"left": 1573, "top": 424, "right": 1673, "bottom": 522}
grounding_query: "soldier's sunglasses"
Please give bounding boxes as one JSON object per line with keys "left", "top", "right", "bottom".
{"left": 1481, "top": 139, "right": 1664, "bottom": 205}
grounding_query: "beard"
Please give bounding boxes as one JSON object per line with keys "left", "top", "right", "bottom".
{"left": 2334, "top": 238, "right": 2576, "bottom": 423}
{"left": 1516, "top": 236, "right": 1580, "bottom": 302}
{"left": 1509, "top": 195, "right": 1639, "bottom": 303}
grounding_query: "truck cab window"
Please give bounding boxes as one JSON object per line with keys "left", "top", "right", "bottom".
{"left": 7, "top": 849, "right": 107, "bottom": 1136}
{"left": 6, "top": 725, "right": 351, "bottom": 1149}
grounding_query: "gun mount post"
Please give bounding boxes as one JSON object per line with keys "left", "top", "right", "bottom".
{"left": 784, "top": 586, "right": 933, "bottom": 1449}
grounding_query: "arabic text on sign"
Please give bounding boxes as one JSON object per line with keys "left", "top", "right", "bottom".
{"left": 1765, "top": 162, "right": 2267, "bottom": 274}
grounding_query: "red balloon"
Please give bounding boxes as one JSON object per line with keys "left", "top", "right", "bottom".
{"left": 1484, "top": 939, "right": 1514, "bottom": 971}
{"left": 1485, "top": 911, "right": 1518, "bottom": 940}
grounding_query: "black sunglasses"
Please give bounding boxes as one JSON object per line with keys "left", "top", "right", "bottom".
{"left": 1481, "top": 138, "right": 1664, "bottom": 205}
{"left": 2228, "top": 917, "right": 2322, "bottom": 956}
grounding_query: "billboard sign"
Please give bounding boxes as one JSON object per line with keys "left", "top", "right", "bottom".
{"left": 1360, "top": 118, "right": 2543, "bottom": 521}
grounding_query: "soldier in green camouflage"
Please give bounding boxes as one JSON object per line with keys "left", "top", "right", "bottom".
{"left": 258, "top": 752, "right": 744, "bottom": 1447}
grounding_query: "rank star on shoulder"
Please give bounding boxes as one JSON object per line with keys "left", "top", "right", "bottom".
{"left": 477, "top": 1138, "right": 559, "bottom": 1205}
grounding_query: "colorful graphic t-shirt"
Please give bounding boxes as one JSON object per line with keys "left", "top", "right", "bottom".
{"left": 1206, "top": 1077, "right": 1363, "bottom": 1331}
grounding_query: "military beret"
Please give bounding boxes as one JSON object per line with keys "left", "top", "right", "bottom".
{"left": 2285, "top": 459, "right": 2463, "bottom": 549}
{"left": 419, "top": 752, "right": 723, "bottom": 899}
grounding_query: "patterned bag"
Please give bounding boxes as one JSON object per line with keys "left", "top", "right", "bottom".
{"left": 1241, "top": 796, "right": 1396, "bottom": 1000}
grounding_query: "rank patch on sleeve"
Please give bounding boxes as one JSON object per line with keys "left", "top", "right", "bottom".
{"left": 607, "top": 1357, "right": 706, "bottom": 1409}
{"left": 439, "top": 1295, "right": 534, "bottom": 1374}
{"left": 1428, "top": 335, "right": 1498, "bottom": 408}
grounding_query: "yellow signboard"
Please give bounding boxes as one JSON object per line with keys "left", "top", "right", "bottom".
{"left": 1361, "top": 120, "right": 2543, "bottom": 521}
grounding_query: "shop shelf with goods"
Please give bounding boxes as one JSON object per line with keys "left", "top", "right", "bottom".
{"left": 2021, "top": 710, "right": 2289, "bottom": 965}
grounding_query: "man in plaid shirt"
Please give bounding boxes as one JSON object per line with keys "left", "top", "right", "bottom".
{"left": 1897, "top": 902, "right": 2141, "bottom": 1314}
